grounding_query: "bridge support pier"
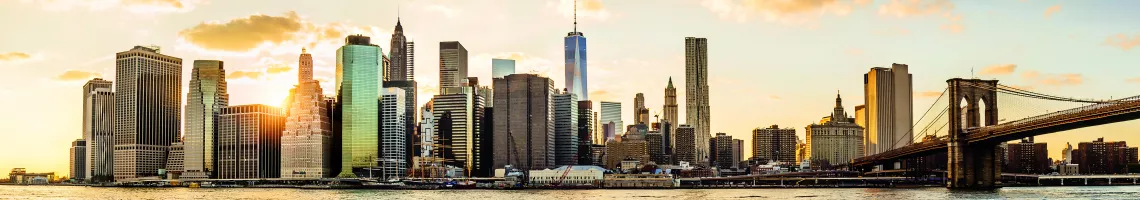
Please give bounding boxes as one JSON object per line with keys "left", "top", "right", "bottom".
{"left": 946, "top": 79, "right": 1002, "bottom": 189}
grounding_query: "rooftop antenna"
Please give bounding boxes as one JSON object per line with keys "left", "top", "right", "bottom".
{"left": 573, "top": 0, "right": 577, "bottom": 33}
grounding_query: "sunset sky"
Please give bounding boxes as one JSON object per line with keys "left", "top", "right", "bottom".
{"left": 2, "top": 0, "right": 1139, "bottom": 177}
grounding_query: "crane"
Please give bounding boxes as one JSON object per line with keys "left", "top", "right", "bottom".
{"left": 552, "top": 165, "right": 573, "bottom": 186}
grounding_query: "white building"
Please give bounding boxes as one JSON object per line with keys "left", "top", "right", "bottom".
{"left": 281, "top": 49, "right": 334, "bottom": 178}
{"left": 380, "top": 87, "right": 408, "bottom": 179}
{"left": 420, "top": 103, "right": 436, "bottom": 158}
{"left": 528, "top": 166, "right": 605, "bottom": 186}
{"left": 82, "top": 78, "right": 113, "bottom": 180}
{"left": 806, "top": 93, "right": 864, "bottom": 167}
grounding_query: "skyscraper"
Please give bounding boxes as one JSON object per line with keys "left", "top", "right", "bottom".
{"left": 431, "top": 88, "right": 484, "bottom": 175}
{"left": 380, "top": 87, "right": 408, "bottom": 179}
{"left": 492, "top": 59, "right": 516, "bottom": 79}
{"left": 864, "top": 63, "right": 914, "bottom": 154}
{"left": 713, "top": 133, "right": 736, "bottom": 169}
{"left": 685, "top": 37, "right": 712, "bottom": 163}
{"left": 336, "top": 35, "right": 382, "bottom": 178}
{"left": 388, "top": 18, "right": 410, "bottom": 81}
{"left": 599, "top": 101, "right": 622, "bottom": 141}
{"left": 492, "top": 74, "right": 555, "bottom": 171}
{"left": 82, "top": 78, "right": 113, "bottom": 181}
{"left": 439, "top": 41, "right": 468, "bottom": 89}
{"left": 281, "top": 49, "right": 335, "bottom": 178}
{"left": 217, "top": 104, "right": 285, "bottom": 179}
{"left": 634, "top": 93, "right": 646, "bottom": 125}
{"left": 113, "top": 46, "right": 182, "bottom": 180}
{"left": 577, "top": 100, "right": 594, "bottom": 165}
{"left": 553, "top": 91, "right": 579, "bottom": 166}
{"left": 674, "top": 125, "right": 697, "bottom": 165}
{"left": 806, "top": 93, "right": 864, "bottom": 168}
{"left": 752, "top": 125, "right": 797, "bottom": 164}
{"left": 565, "top": 9, "right": 588, "bottom": 100}
{"left": 663, "top": 77, "right": 678, "bottom": 151}
{"left": 70, "top": 140, "right": 86, "bottom": 180}
{"left": 183, "top": 60, "right": 229, "bottom": 179}
{"left": 407, "top": 41, "right": 415, "bottom": 80}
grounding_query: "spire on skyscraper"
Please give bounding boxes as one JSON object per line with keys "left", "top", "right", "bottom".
{"left": 667, "top": 76, "right": 674, "bottom": 88}
{"left": 573, "top": 0, "right": 577, "bottom": 33}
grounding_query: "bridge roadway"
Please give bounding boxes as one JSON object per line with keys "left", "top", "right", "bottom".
{"left": 853, "top": 95, "right": 1140, "bottom": 167}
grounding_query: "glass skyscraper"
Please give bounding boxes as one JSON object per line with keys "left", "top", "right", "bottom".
{"left": 564, "top": 32, "right": 587, "bottom": 100}
{"left": 491, "top": 58, "right": 516, "bottom": 79}
{"left": 183, "top": 60, "right": 228, "bottom": 179}
{"left": 336, "top": 35, "right": 382, "bottom": 178}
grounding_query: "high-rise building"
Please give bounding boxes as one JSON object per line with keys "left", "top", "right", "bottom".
{"left": 431, "top": 87, "right": 485, "bottom": 175}
{"left": 634, "top": 93, "right": 646, "bottom": 125}
{"left": 419, "top": 103, "right": 436, "bottom": 158}
{"left": 565, "top": 14, "right": 588, "bottom": 100}
{"left": 492, "top": 58, "right": 516, "bottom": 79}
{"left": 752, "top": 125, "right": 797, "bottom": 164}
{"left": 388, "top": 18, "right": 410, "bottom": 81}
{"left": 663, "top": 77, "right": 678, "bottom": 151}
{"left": 685, "top": 37, "right": 712, "bottom": 163}
{"left": 380, "top": 88, "right": 408, "bottom": 179}
{"left": 553, "top": 91, "right": 579, "bottom": 166}
{"left": 70, "top": 140, "right": 86, "bottom": 180}
{"left": 864, "top": 63, "right": 913, "bottom": 155}
{"left": 182, "top": 60, "right": 229, "bottom": 179}
{"left": 281, "top": 49, "right": 335, "bottom": 178}
{"left": 1005, "top": 137, "right": 1049, "bottom": 174}
{"left": 165, "top": 142, "right": 184, "bottom": 179}
{"left": 599, "top": 101, "right": 622, "bottom": 141}
{"left": 605, "top": 133, "right": 649, "bottom": 170}
{"left": 386, "top": 21, "right": 419, "bottom": 163}
{"left": 713, "top": 133, "right": 738, "bottom": 169}
{"left": 732, "top": 139, "right": 743, "bottom": 169}
{"left": 336, "top": 35, "right": 382, "bottom": 178}
{"left": 217, "top": 104, "right": 285, "bottom": 179}
{"left": 1072, "top": 138, "right": 1137, "bottom": 174}
{"left": 384, "top": 80, "right": 417, "bottom": 173}
{"left": 82, "top": 78, "right": 114, "bottom": 181}
{"left": 646, "top": 131, "right": 665, "bottom": 165}
{"left": 805, "top": 93, "right": 864, "bottom": 167}
{"left": 113, "top": 46, "right": 182, "bottom": 180}
{"left": 407, "top": 41, "right": 415, "bottom": 80}
{"left": 674, "top": 125, "right": 698, "bottom": 165}
{"left": 577, "top": 100, "right": 594, "bottom": 165}
{"left": 1062, "top": 142, "right": 1073, "bottom": 164}
{"left": 854, "top": 104, "right": 868, "bottom": 156}
{"left": 439, "top": 41, "right": 468, "bottom": 89}
{"left": 492, "top": 74, "right": 555, "bottom": 171}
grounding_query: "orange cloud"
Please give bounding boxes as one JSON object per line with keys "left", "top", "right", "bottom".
{"left": 980, "top": 64, "right": 1016, "bottom": 75}
{"left": 177, "top": 11, "right": 388, "bottom": 56}
{"left": 916, "top": 90, "right": 943, "bottom": 98}
{"left": 1044, "top": 4, "right": 1061, "bottom": 18}
{"left": 701, "top": 0, "right": 870, "bottom": 24}
{"left": 878, "top": 0, "right": 954, "bottom": 18}
{"left": 1037, "top": 73, "right": 1082, "bottom": 86}
{"left": 1104, "top": 34, "right": 1140, "bottom": 51}
{"left": 24, "top": 0, "right": 201, "bottom": 14}
{"left": 1126, "top": 77, "right": 1140, "bottom": 84}
{"left": 1021, "top": 71, "right": 1040, "bottom": 79}
{"left": 55, "top": 70, "right": 102, "bottom": 81}
{"left": 940, "top": 13, "right": 964, "bottom": 33}
{"left": 227, "top": 71, "right": 264, "bottom": 80}
{"left": 0, "top": 52, "right": 31, "bottom": 61}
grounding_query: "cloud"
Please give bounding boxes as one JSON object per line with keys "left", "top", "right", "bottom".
{"left": 176, "top": 11, "right": 389, "bottom": 56}
{"left": 21, "top": 0, "right": 201, "bottom": 14}
{"left": 0, "top": 52, "right": 32, "bottom": 61}
{"left": 916, "top": 90, "right": 943, "bottom": 98}
{"left": 549, "top": 0, "right": 611, "bottom": 21}
{"left": 1036, "top": 73, "right": 1082, "bottom": 86}
{"left": 1021, "top": 71, "right": 1039, "bottom": 79}
{"left": 878, "top": 0, "right": 963, "bottom": 33}
{"left": 55, "top": 70, "right": 102, "bottom": 81}
{"left": 1104, "top": 34, "right": 1140, "bottom": 51}
{"left": 227, "top": 70, "right": 263, "bottom": 80}
{"left": 1044, "top": 4, "right": 1061, "bottom": 18}
{"left": 1126, "top": 77, "right": 1140, "bottom": 84}
{"left": 424, "top": 5, "right": 458, "bottom": 18}
{"left": 255, "top": 57, "right": 292, "bottom": 74}
{"left": 980, "top": 64, "right": 1016, "bottom": 75}
{"left": 700, "top": 0, "right": 870, "bottom": 24}
{"left": 768, "top": 95, "right": 782, "bottom": 101}
{"left": 940, "top": 13, "right": 964, "bottom": 33}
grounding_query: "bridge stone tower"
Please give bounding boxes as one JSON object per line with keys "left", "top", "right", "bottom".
{"left": 946, "top": 78, "right": 1001, "bottom": 188}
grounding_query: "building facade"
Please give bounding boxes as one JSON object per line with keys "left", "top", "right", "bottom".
{"left": 380, "top": 88, "right": 408, "bottom": 179}
{"left": 1005, "top": 137, "right": 1049, "bottom": 174}
{"left": 646, "top": 131, "right": 664, "bottom": 165}
{"left": 1072, "top": 138, "right": 1137, "bottom": 174}
{"left": 70, "top": 140, "right": 86, "bottom": 180}
{"left": 752, "top": 125, "right": 797, "bottom": 163}
{"left": 113, "top": 46, "right": 182, "bottom": 180}
{"left": 217, "top": 104, "right": 285, "bottom": 179}
{"left": 685, "top": 37, "right": 712, "bottom": 164}
{"left": 553, "top": 91, "right": 579, "bottom": 166}
{"left": 281, "top": 49, "right": 335, "bottom": 178}
{"left": 599, "top": 101, "right": 622, "bottom": 141}
{"left": 439, "top": 41, "right": 468, "bottom": 89}
{"left": 564, "top": 29, "right": 588, "bottom": 100}
{"left": 577, "top": 100, "right": 594, "bottom": 165}
{"left": 182, "top": 60, "right": 229, "bottom": 179}
{"left": 663, "top": 77, "right": 678, "bottom": 151}
{"left": 165, "top": 142, "right": 184, "bottom": 179}
{"left": 492, "top": 74, "right": 555, "bottom": 170}
{"left": 431, "top": 87, "right": 485, "bottom": 175}
{"left": 805, "top": 93, "right": 864, "bottom": 167}
{"left": 634, "top": 93, "right": 646, "bottom": 125}
{"left": 674, "top": 125, "right": 698, "bottom": 165}
{"left": 713, "top": 133, "right": 737, "bottom": 169}
{"left": 492, "top": 58, "right": 516, "bottom": 79}
{"left": 864, "top": 63, "right": 913, "bottom": 155}
{"left": 336, "top": 35, "right": 382, "bottom": 178}
{"left": 82, "top": 78, "right": 114, "bottom": 181}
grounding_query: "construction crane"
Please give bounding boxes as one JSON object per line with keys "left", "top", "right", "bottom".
{"left": 552, "top": 165, "right": 573, "bottom": 186}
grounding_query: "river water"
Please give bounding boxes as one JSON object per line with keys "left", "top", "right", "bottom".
{"left": 2, "top": 185, "right": 1139, "bottom": 199}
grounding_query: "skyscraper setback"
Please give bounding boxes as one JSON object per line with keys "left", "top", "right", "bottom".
{"left": 183, "top": 60, "right": 229, "bottom": 179}
{"left": 685, "top": 37, "right": 712, "bottom": 163}
{"left": 281, "top": 49, "right": 334, "bottom": 178}
{"left": 336, "top": 35, "right": 382, "bottom": 178}
{"left": 82, "top": 78, "right": 113, "bottom": 180}
{"left": 113, "top": 46, "right": 182, "bottom": 180}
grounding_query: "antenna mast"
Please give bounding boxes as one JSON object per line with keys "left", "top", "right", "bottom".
{"left": 573, "top": 0, "right": 577, "bottom": 33}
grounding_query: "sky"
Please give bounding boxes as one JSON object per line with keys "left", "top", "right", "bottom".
{"left": 1, "top": 0, "right": 1139, "bottom": 177}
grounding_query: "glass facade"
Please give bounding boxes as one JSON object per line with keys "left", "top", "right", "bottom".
{"left": 491, "top": 58, "right": 515, "bottom": 78}
{"left": 336, "top": 35, "right": 382, "bottom": 178}
{"left": 183, "top": 60, "right": 228, "bottom": 179}
{"left": 564, "top": 33, "right": 588, "bottom": 100}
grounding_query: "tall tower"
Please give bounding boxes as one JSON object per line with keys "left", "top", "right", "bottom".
{"left": 389, "top": 18, "right": 409, "bottom": 81}
{"left": 113, "top": 46, "right": 182, "bottom": 180}
{"left": 439, "top": 41, "right": 468, "bottom": 89}
{"left": 492, "top": 74, "right": 555, "bottom": 171}
{"left": 82, "top": 78, "right": 113, "bottom": 180}
{"left": 336, "top": 35, "right": 383, "bottom": 178}
{"left": 553, "top": 90, "right": 579, "bottom": 166}
{"left": 634, "top": 93, "right": 645, "bottom": 125}
{"left": 684, "top": 37, "right": 712, "bottom": 163}
{"left": 183, "top": 60, "right": 229, "bottom": 179}
{"left": 564, "top": 0, "right": 588, "bottom": 100}
{"left": 281, "top": 49, "right": 334, "bottom": 178}
{"left": 864, "top": 63, "right": 913, "bottom": 155}
{"left": 663, "top": 77, "right": 678, "bottom": 151}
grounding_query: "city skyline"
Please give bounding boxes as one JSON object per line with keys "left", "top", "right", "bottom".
{"left": 3, "top": 0, "right": 1140, "bottom": 176}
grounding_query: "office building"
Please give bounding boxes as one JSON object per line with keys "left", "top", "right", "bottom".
{"left": 600, "top": 101, "right": 622, "bottom": 141}
{"left": 113, "top": 46, "right": 182, "bottom": 180}
{"left": 407, "top": 41, "right": 415, "bottom": 80}
{"left": 864, "top": 63, "right": 913, "bottom": 155}
{"left": 70, "top": 140, "right": 86, "bottom": 180}
{"left": 182, "top": 60, "right": 229, "bottom": 179}
{"left": 1072, "top": 138, "right": 1137, "bottom": 174}
{"left": 646, "top": 131, "right": 664, "bottom": 165}
{"left": 565, "top": 16, "right": 588, "bottom": 100}
{"left": 854, "top": 104, "right": 868, "bottom": 155}
{"left": 388, "top": 18, "right": 411, "bottom": 81}
{"left": 431, "top": 87, "right": 485, "bottom": 175}
{"left": 685, "top": 37, "right": 712, "bottom": 163}
{"left": 553, "top": 91, "right": 579, "bottom": 166}
{"left": 577, "top": 101, "right": 594, "bottom": 165}
{"left": 663, "top": 77, "right": 678, "bottom": 151}
{"left": 217, "top": 104, "right": 285, "bottom": 179}
{"left": 492, "top": 74, "right": 555, "bottom": 170}
{"left": 384, "top": 80, "right": 418, "bottom": 173}
{"left": 753, "top": 125, "right": 797, "bottom": 163}
{"left": 492, "top": 58, "right": 516, "bottom": 79}
{"left": 713, "top": 133, "right": 739, "bottom": 169}
{"left": 165, "top": 142, "right": 184, "bottom": 179}
{"left": 380, "top": 88, "right": 408, "bottom": 179}
{"left": 83, "top": 78, "right": 114, "bottom": 181}
{"left": 674, "top": 125, "right": 698, "bottom": 165}
{"left": 805, "top": 93, "right": 864, "bottom": 167}
{"left": 732, "top": 139, "right": 743, "bottom": 169}
{"left": 336, "top": 35, "right": 382, "bottom": 178}
{"left": 605, "top": 132, "right": 649, "bottom": 170}
{"left": 634, "top": 93, "right": 646, "bottom": 125}
{"left": 281, "top": 49, "right": 335, "bottom": 178}
{"left": 419, "top": 103, "right": 436, "bottom": 158}
{"left": 439, "top": 41, "right": 468, "bottom": 89}
{"left": 1005, "top": 137, "right": 1049, "bottom": 174}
